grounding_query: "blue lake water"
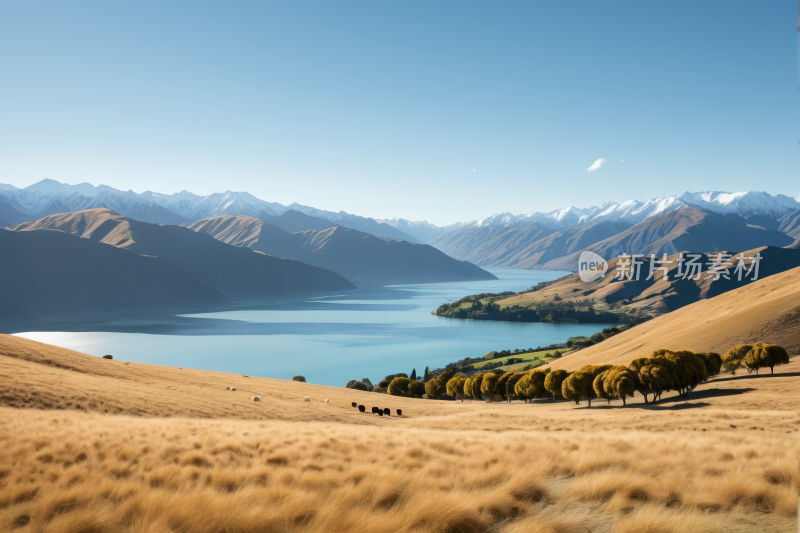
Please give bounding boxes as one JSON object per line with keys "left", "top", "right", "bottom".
{"left": 11, "top": 269, "right": 615, "bottom": 386}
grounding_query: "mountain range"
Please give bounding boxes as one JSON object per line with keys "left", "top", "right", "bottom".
{"left": 3, "top": 209, "right": 357, "bottom": 317}
{"left": 187, "top": 215, "right": 495, "bottom": 285}
{"left": 3, "top": 180, "right": 799, "bottom": 276}
{"left": 0, "top": 179, "right": 420, "bottom": 243}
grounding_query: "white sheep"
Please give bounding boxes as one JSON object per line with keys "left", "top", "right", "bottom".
{"left": 324, "top": 399, "right": 329, "bottom": 403}
{"left": 304, "top": 396, "right": 310, "bottom": 402}
{"left": 230, "top": 387, "right": 236, "bottom": 391}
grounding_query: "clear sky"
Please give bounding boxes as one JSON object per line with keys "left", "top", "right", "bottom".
{"left": 1, "top": 1, "right": 797, "bottom": 225}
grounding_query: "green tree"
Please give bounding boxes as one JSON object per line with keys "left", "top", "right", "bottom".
{"left": 423, "top": 366, "right": 432, "bottom": 382}
{"left": 544, "top": 369, "right": 568, "bottom": 400}
{"left": 387, "top": 377, "right": 412, "bottom": 397}
{"left": 721, "top": 344, "right": 753, "bottom": 375}
{"left": 408, "top": 380, "right": 426, "bottom": 397}
{"left": 346, "top": 380, "right": 369, "bottom": 391}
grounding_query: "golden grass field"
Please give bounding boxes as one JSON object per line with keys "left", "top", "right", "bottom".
{"left": 2, "top": 331, "right": 800, "bottom": 533}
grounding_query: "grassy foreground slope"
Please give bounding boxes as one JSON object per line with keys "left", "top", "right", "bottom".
{"left": 544, "top": 265, "right": 800, "bottom": 371}
{"left": 1, "top": 333, "right": 800, "bottom": 532}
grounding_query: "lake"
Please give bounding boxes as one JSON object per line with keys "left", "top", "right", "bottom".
{"left": 10, "top": 269, "right": 616, "bottom": 386}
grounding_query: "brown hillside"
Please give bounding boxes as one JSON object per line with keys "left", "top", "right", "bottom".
{"left": 0, "top": 229, "right": 223, "bottom": 318}
{"left": 188, "top": 214, "right": 496, "bottom": 284}
{"left": 498, "top": 245, "right": 800, "bottom": 315}
{"left": 544, "top": 265, "right": 800, "bottom": 371}
{"left": 541, "top": 206, "right": 794, "bottom": 271}
{"left": 1, "top": 334, "right": 800, "bottom": 532}
{"left": 8, "top": 209, "right": 355, "bottom": 299}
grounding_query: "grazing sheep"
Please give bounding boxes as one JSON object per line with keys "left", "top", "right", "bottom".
{"left": 383, "top": 408, "right": 390, "bottom": 416}
{"left": 396, "top": 409, "right": 402, "bottom": 416}
{"left": 351, "top": 402, "right": 357, "bottom": 408}
{"left": 371, "top": 407, "right": 380, "bottom": 415}
{"left": 226, "top": 387, "right": 231, "bottom": 390}
{"left": 324, "top": 399, "right": 329, "bottom": 403}
{"left": 304, "top": 396, "right": 310, "bottom": 402}
{"left": 358, "top": 405, "right": 365, "bottom": 413}
{"left": 253, "top": 396, "right": 261, "bottom": 401}
{"left": 230, "top": 387, "right": 236, "bottom": 391}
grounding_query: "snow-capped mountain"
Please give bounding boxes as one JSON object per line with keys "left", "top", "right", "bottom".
{"left": 381, "top": 190, "right": 800, "bottom": 243}
{"left": 0, "top": 180, "right": 419, "bottom": 241}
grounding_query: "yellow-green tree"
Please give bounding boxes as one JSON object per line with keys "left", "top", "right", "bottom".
{"left": 387, "top": 377, "right": 412, "bottom": 397}
{"left": 408, "top": 380, "right": 426, "bottom": 397}
{"left": 721, "top": 344, "right": 753, "bottom": 375}
{"left": 603, "top": 366, "right": 639, "bottom": 406}
{"left": 694, "top": 352, "right": 722, "bottom": 379}
{"left": 745, "top": 343, "right": 790, "bottom": 375}
{"left": 544, "top": 369, "right": 568, "bottom": 400}
{"left": 562, "top": 364, "right": 613, "bottom": 407}
{"left": 496, "top": 372, "right": 515, "bottom": 402}
{"left": 505, "top": 372, "right": 525, "bottom": 401}
{"left": 592, "top": 368, "right": 616, "bottom": 404}
{"left": 425, "top": 369, "right": 455, "bottom": 399}
{"left": 561, "top": 375, "right": 581, "bottom": 404}
{"left": 514, "top": 375, "right": 535, "bottom": 402}
{"left": 480, "top": 373, "right": 500, "bottom": 402}
{"left": 470, "top": 373, "right": 485, "bottom": 400}
{"left": 446, "top": 373, "right": 468, "bottom": 401}
{"left": 529, "top": 369, "right": 551, "bottom": 398}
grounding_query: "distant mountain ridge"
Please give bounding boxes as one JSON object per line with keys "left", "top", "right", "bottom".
{"left": 7, "top": 209, "right": 355, "bottom": 303}
{"left": 187, "top": 215, "right": 496, "bottom": 285}
{"left": 381, "top": 190, "right": 800, "bottom": 242}
{"left": 0, "top": 179, "right": 419, "bottom": 243}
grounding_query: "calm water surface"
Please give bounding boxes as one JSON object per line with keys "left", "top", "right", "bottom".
{"left": 12, "top": 269, "right": 615, "bottom": 386}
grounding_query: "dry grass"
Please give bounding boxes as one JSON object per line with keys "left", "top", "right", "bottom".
{"left": 1, "top": 334, "right": 799, "bottom": 532}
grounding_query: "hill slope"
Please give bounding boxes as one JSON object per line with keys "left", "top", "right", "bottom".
{"left": 0, "top": 229, "right": 224, "bottom": 318}
{"left": 544, "top": 264, "right": 800, "bottom": 370}
{"left": 188, "top": 215, "right": 497, "bottom": 285}
{"left": 540, "top": 206, "right": 794, "bottom": 271}
{"left": 497, "top": 245, "right": 800, "bottom": 316}
{"left": 8, "top": 209, "right": 355, "bottom": 300}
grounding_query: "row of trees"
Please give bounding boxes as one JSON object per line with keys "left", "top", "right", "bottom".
{"left": 434, "top": 298, "right": 638, "bottom": 324}
{"left": 385, "top": 342, "right": 789, "bottom": 406}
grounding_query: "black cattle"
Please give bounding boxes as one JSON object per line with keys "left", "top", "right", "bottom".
{"left": 371, "top": 407, "right": 380, "bottom": 415}
{"left": 383, "top": 408, "right": 390, "bottom": 416}
{"left": 378, "top": 411, "right": 383, "bottom": 416}
{"left": 396, "top": 409, "right": 403, "bottom": 416}
{"left": 351, "top": 402, "right": 357, "bottom": 408}
{"left": 358, "top": 405, "right": 365, "bottom": 413}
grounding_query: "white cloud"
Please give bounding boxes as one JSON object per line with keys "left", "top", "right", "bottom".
{"left": 586, "top": 158, "right": 606, "bottom": 172}
{"left": 620, "top": 159, "right": 625, "bottom": 163}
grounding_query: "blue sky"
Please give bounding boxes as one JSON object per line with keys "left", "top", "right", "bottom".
{"left": 1, "top": 1, "right": 797, "bottom": 225}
